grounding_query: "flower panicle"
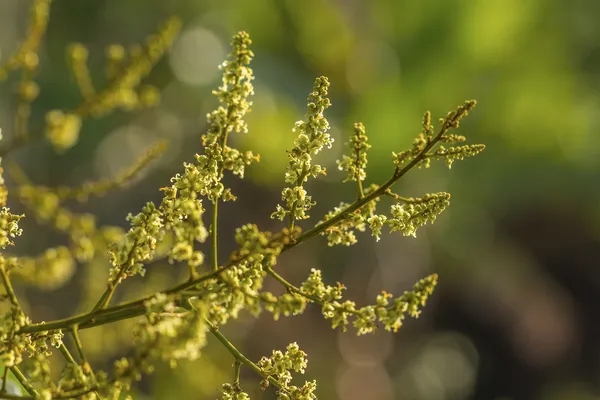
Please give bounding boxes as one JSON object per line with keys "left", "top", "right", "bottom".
{"left": 337, "top": 122, "right": 371, "bottom": 185}
{"left": 392, "top": 100, "right": 483, "bottom": 170}
{"left": 271, "top": 77, "right": 333, "bottom": 226}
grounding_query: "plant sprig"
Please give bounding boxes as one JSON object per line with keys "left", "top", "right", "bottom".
{"left": 0, "top": 4, "right": 485, "bottom": 398}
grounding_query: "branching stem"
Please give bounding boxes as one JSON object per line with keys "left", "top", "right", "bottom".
{"left": 18, "top": 120, "right": 449, "bottom": 335}
{"left": 206, "top": 319, "right": 289, "bottom": 395}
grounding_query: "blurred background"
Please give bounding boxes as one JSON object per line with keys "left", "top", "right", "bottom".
{"left": 1, "top": 0, "right": 600, "bottom": 399}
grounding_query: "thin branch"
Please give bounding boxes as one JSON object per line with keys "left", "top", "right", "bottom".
{"left": 284, "top": 110, "right": 461, "bottom": 250}
{"left": 9, "top": 366, "right": 39, "bottom": 398}
{"left": 1, "top": 366, "right": 8, "bottom": 393}
{"left": 233, "top": 359, "right": 242, "bottom": 386}
{"left": 205, "top": 319, "right": 289, "bottom": 395}
{"left": 17, "top": 107, "right": 468, "bottom": 335}
{"left": 57, "top": 343, "right": 77, "bottom": 364}
{"left": 211, "top": 199, "right": 219, "bottom": 273}
{"left": 0, "top": 263, "right": 21, "bottom": 309}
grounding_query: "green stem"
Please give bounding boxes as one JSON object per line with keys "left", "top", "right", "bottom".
{"left": 19, "top": 299, "right": 146, "bottom": 334}
{"left": 357, "top": 179, "right": 364, "bottom": 199}
{"left": 9, "top": 366, "right": 39, "bottom": 398}
{"left": 233, "top": 360, "right": 241, "bottom": 386}
{"left": 0, "top": 263, "right": 21, "bottom": 309}
{"left": 18, "top": 258, "right": 242, "bottom": 334}
{"left": 91, "top": 239, "right": 139, "bottom": 311}
{"left": 66, "top": 327, "right": 102, "bottom": 398}
{"left": 288, "top": 202, "right": 296, "bottom": 233}
{"left": 205, "top": 319, "right": 288, "bottom": 395}
{"left": 58, "top": 343, "right": 77, "bottom": 364}
{"left": 266, "top": 267, "right": 319, "bottom": 303}
{"left": 1, "top": 366, "right": 8, "bottom": 393}
{"left": 212, "top": 199, "right": 219, "bottom": 272}
{"left": 0, "top": 393, "right": 34, "bottom": 400}
{"left": 70, "top": 327, "right": 85, "bottom": 362}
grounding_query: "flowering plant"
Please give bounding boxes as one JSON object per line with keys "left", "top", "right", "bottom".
{"left": 0, "top": 2, "right": 484, "bottom": 399}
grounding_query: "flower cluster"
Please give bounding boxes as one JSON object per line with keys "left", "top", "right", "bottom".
{"left": 260, "top": 291, "right": 307, "bottom": 321}
{"left": 0, "top": 207, "right": 24, "bottom": 249}
{"left": 392, "top": 100, "right": 479, "bottom": 170}
{"left": 199, "top": 31, "right": 258, "bottom": 204}
{"left": 0, "top": 303, "right": 30, "bottom": 367}
{"left": 271, "top": 77, "right": 333, "bottom": 227}
{"left": 391, "top": 111, "right": 434, "bottom": 168}
{"left": 159, "top": 185, "right": 208, "bottom": 271}
{"left": 337, "top": 122, "right": 371, "bottom": 187}
{"left": 134, "top": 294, "right": 208, "bottom": 368}
{"left": 257, "top": 343, "right": 317, "bottom": 400}
{"left": 298, "top": 269, "right": 438, "bottom": 334}
{"left": 318, "top": 184, "right": 380, "bottom": 246}
{"left": 204, "top": 32, "right": 255, "bottom": 144}
{"left": 431, "top": 143, "right": 487, "bottom": 169}
{"left": 107, "top": 201, "right": 164, "bottom": 283}
{"left": 220, "top": 383, "right": 250, "bottom": 400}
{"left": 386, "top": 192, "right": 451, "bottom": 237}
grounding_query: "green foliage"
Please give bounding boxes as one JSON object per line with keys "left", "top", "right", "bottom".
{"left": 0, "top": 2, "right": 485, "bottom": 399}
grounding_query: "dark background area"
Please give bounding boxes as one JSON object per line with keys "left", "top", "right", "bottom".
{"left": 1, "top": 0, "right": 600, "bottom": 399}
